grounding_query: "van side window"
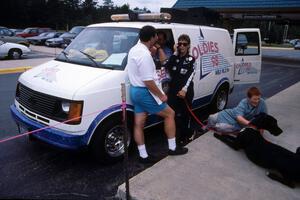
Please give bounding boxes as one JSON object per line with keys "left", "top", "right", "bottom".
{"left": 235, "top": 32, "right": 259, "bottom": 56}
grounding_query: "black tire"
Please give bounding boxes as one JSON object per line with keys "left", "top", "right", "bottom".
{"left": 89, "top": 113, "right": 133, "bottom": 164}
{"left": 8, "top": 49, "right": 22, "bottom": 59}
{"left": 210, "top": 84, "right": 229, "bottom": 113}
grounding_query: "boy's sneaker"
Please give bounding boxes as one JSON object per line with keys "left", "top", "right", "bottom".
{"left": 138, "top": 155, "right": 160, "bottom": 164}
{"left": 296, "top": 147, "right": 300, "bottom": 155}
{"left": 168, "top": 146, "right": 188, "bottom": 156}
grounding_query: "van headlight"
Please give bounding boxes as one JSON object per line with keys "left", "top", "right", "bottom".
{"left": 61, "top": 102, "right": 71, "bottom": 113}
{"left": 61, "top": 101, "right": 83, "bottom": 125}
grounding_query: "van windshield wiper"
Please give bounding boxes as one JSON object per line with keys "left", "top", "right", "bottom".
{"left": 78, "top": 50, "right": 114, "bottom": 70}
{"left": 78, "top": 50, "right": 100, "bottom": 68}
{"left": 60, "top": 51, "right": 70, "bottom": 62}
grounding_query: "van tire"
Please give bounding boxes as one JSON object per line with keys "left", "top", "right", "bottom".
{"left": 8, "top": 49, "right": 22, "bottom": 59}
{"left": 210, "top": 84, "right": 229, "bottom": 113}
{"left": 89, "top": 114, "right": 133, "bottom": 164}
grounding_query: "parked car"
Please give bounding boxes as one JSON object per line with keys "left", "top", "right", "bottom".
{"left": 10, "top": 28, "right": 24, "bottom": 35}
{"left": 27, "top": 32, "right": 64, "bottom": 45}
{"left": 0, "top": 40, "right": 31, "bottom": 59}
{"left": 289, "top": 39, "right": 300, "bottom": 46}
{"left": 16, "top": 27, "right": 52, "bottom": 38}
{"left": 61, "top": 26, "right": 85, "bottom": 48}
{"left": 0, "top": 26, "right": 30, "bottom": 47}
{"left": 294, "top": 40, "right": 300, "bottom": 50}
{"left": 45, "top": 33, "right": 66, "bottom": 47}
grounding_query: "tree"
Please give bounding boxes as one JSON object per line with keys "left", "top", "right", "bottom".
{"left": 103, "top": 0, "right": 114, "bottom": 7}
{"left": 0, "top": 0, "right": 131, "bottom": 29}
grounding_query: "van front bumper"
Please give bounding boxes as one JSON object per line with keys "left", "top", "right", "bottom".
{"left": 10, "top": 104, "right": 87, "bottom": 150}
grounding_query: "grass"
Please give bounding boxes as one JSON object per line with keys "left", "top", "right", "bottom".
{"left": 262, "top": 43, "right": 294, "bottom": 48}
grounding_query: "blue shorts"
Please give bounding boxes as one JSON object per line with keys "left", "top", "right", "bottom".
{"left": 130, "top": 86, "right": 167, "bottom": 114}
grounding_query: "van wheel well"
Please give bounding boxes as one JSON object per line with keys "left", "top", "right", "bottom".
{"left": 210, "top": 82, "right": 229, "bottom": 113}
{"left": 89, "top": 111, "right": 134, "bottom": 163}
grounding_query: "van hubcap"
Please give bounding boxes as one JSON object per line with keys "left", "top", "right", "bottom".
{"left": 105, "top": 125, "right": 130, "bottom": 157}
{"left": 217, "top": 90, "right": 227, "bottom": 110}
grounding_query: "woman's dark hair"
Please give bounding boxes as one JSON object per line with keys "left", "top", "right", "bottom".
{"left": 157, "top": 31, "right": 167, "bottom": 40}
{"left": 177, "top": 34, "right": 191, "bottom": 53}
{"left": 139, "top": 25, "right": 157, "bottom": 42}
{"left": 178, "top": 34, "right": 191, "bottom": 44}
{"left": 247, "top": 87, "right": 262, "bottom": 98}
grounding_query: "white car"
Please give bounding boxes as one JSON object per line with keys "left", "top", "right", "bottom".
{"left": 0, "top": 40, "right": 31, "bottom": 59}
{"left": 11, "top": 13, "right": 262, "bottom": 163}
{"left": 294, "top": 40, "right": 300, "bottom": 50}
{"left": 289, "top": 39, "right": 300, "bottom": 46}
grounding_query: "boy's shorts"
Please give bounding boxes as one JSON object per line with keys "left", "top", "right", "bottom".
{"left": 130, "top": 86, "right": 167, "bottom": 114}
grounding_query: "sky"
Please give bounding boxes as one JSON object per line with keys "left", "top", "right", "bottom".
{"left": 99, "top": 0, "right": 177, "bottom": 12}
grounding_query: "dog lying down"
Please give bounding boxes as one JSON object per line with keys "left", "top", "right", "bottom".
{"left": 214, "top": 113, "right": 300, "bottom": 188}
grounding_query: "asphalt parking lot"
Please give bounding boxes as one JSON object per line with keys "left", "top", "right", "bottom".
{"left": 0, "top": 46, "right": 299, "bottom": 199}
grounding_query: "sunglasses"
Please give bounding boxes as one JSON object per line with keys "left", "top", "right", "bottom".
{"left": 178, "top": 42, "right": 189, "bottom": 47}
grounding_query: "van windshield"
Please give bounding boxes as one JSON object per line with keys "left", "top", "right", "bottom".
{"left": 56, "top": 27, "right": 139, "bottom": 70}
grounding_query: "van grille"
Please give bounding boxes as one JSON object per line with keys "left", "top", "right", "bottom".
{"left": 17, "top": 84, "right": 65, "bottom": 121}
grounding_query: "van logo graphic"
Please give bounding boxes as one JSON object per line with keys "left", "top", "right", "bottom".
{"left": 192, "top": 28, "right": 230, "bottom": 79}
{"left": 34, "top": 66, "right": 60, "bottom": 83}
{"left": 234, "top": 61, "right": 257, "bottom": 75}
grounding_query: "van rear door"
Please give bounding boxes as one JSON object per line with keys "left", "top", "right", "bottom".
{"left": 233, "top": 28, "right": 261, "bottom": 84}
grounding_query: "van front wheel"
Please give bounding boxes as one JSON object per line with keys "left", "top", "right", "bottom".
{"left": 89, "top": 115, "right": 132, "bottom": 164}
{"left": 210, "top": 85, "right": 229, "bottom": 112}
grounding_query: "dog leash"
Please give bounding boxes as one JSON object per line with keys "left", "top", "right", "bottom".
{"left": 183, "top": 98, "right": 240, "bottom": 136}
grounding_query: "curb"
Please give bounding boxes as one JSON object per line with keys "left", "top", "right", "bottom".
{"left": 0, "top": 66, "right": 32, "bottom": 75}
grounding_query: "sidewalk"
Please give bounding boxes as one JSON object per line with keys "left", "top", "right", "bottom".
{"left": 117, "top": 82, "right": 300, "bottom": 200}
{"left": 0, "top": 45, "right": 61, "bottom": 70}
{"left": 0, "top": 58, "right": 53, "bottom": 69}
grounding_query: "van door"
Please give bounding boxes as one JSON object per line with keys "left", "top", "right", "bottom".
{"left": 233, "top": 29, "right": 261, "bottom": 84}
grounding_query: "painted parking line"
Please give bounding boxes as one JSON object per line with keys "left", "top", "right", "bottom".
{"left": 0, "top": 66, "right": 32, "bottom": 75}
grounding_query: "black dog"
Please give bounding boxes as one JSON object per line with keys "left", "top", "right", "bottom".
{"left": 214, "top": 113, "right": 300, "bottom": 188}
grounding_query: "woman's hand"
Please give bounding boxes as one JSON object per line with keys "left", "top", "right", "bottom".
{"left": 177, "top": 90, "right": 186, "bottom": 98}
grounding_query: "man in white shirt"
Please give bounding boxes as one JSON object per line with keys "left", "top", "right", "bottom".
{"left": 127, "top": 25, "right": 188, "bottom": 164}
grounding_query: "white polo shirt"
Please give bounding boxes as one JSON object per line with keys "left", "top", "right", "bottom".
{"left": 126, "top": 42, "right": 158, "bottom": 87}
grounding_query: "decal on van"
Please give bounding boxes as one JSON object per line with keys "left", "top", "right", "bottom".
{"left": 235, "top": 60, "right": 258, "bottom": 75}
{"left": 192, "top": 30, "right": 230, "bottom": 79}
{"left": 34, "top": 66, "right": 60, "bottom": 83}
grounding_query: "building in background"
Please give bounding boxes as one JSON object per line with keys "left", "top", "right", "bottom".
{"left": 170, "top": 0, "right": 300, "bottom": 43}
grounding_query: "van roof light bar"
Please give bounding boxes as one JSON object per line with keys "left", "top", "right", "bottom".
{"left": 111, "top": 13, "right": 172, "bottom": 22}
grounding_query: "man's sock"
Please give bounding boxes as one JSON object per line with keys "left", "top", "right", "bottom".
{"left": 138, "top": 144, "right": 148, "bottom": 158}
{"left": 168, "top": 137, "right": 176, "bottom": 151}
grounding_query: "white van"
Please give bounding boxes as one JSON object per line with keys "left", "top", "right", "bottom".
{"left": 10, "top": 13, "right": 261, "bottom": 162}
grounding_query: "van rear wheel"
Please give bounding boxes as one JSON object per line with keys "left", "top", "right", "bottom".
{"left": 210, "top": 85, "right": 229, "bottom": 112}
{"left": 89, "top": 115, "right": 133, "bottom": 164}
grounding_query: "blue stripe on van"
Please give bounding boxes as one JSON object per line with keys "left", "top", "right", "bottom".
{"left": 83, "top": 104, "right": 134, "bottom": 144}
